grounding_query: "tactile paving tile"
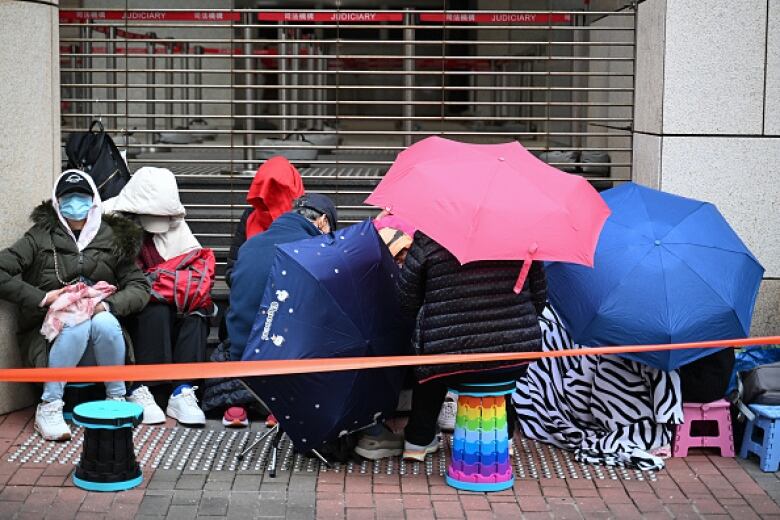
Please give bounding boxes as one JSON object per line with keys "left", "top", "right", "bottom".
{"left": 6, "top": 427, "right": 658, "bottom": 481}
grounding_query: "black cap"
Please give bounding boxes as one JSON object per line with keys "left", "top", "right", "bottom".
{"left": 294, "top": 193, "right": 338, "bottom": 231}
{"left": 56, "top": 171, "right": 94, "bottom": 198}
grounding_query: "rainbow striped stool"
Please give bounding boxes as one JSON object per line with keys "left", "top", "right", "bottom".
{"left": 446, "top": 381, "right": 515, "bottom": 492}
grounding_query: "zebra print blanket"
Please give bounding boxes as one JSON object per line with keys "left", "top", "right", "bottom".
{"left": 512, "top": 306, "right": 683, "bottom": 471}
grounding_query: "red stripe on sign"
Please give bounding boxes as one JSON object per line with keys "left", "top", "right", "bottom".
{"left": 60, "top": 11, "right": 240, "bottom": 22}
{"left": 420, "top": 13, "right": 572, "bottom": 24}
{"left": 258, "top": 11, "right": 403, "bottom": 23}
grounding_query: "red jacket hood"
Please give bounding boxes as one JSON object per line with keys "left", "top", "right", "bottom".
{"left": 247, "top": 156, "right": 305, "bottom": 226}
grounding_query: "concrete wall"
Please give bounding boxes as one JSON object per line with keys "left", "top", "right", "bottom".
{"left": 0, "top": 0, "right": 61, "bottom": 412}
{"left": 633, "top": 0, "right": 780, "bottom": 338}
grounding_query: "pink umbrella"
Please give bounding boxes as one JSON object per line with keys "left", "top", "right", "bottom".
{"left": 366, "top": 136, "right": 610, "bottom": 292}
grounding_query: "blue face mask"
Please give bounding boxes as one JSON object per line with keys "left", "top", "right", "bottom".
{"left": 59, "top": 193, "right": 93, "bottom": 221}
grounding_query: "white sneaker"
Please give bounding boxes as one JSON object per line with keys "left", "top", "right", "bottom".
{"left": 106, "top": 396, "right": 126, "bottom": 402}
{"left": 402, "top": 437, "right": 440, "bottom": 462}
{"left": 127, "top": 385, "right": 166, "bottom": 424}
{"left": 437, "top": 393, "right": 457, "bottom": 432}
{"left": 166, "top": 386, "right": 206, "bottom": 426}
{"left": 35, "top": 400, "right": 71, "bottom": 441}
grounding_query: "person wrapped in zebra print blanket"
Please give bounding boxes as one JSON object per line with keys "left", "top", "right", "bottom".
{"left": 512, "top": 305, "right": 683, "bottom": 471}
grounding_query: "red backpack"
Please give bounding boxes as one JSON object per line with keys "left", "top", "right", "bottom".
{"left": 146, "top": 248, "right": 216, "bottom": 314}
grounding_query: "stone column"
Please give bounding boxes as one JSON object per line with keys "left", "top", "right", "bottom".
{"left": 0, "top": 0, "right": 61, "bottom": 412}
{"left": 633, "top": 0, "right": 780, "bottom": 337}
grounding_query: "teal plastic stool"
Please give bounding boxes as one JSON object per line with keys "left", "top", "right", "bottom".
{"left": 72, "top": 401, "right": 144, "bottom": 492}
{"left": 739, "top": 404, "right": 780, "bottom": 472}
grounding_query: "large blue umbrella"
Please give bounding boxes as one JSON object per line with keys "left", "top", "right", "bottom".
{"left": 241, "top": 220, "right": 410, "bottom": 450}
{"left": 546, "top": 182, "right": 764, "bottom": 371}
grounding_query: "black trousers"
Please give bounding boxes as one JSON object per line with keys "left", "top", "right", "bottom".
{"left": 404, "top": 374, "right": 519, "bottom": 446}
{"left": 126, "top": 302, "right": 208, "bottom": 388}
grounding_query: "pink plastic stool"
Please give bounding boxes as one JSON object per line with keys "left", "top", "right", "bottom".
{"left": 673, "top": 399, "right": 734, "bottom": 457}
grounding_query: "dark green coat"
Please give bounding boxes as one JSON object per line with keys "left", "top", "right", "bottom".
{"left": 0, "top": 201, "right": 150, "bottom": 368}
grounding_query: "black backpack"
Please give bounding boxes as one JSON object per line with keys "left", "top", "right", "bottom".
{"left": 65, "top": 120, "right": 131, "bottom": 200}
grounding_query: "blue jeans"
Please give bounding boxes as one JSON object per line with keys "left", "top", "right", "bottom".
{"left": 41, "top": 312, "right": 126, "bottom": 402}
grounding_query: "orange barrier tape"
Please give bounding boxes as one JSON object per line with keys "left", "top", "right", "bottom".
{"left": 0, "top": 336, "right": 777, "bottom": 384}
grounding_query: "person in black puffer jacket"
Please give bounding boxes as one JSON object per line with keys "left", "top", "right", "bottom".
{"left": 398, "top": 232, "right": 547, "bottom": 460}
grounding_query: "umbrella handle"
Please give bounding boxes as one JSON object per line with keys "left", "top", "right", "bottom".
{"left": 513, "top": 244, "right": 538, "bottom": 294}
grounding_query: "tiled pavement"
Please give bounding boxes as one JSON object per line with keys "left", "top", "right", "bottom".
{"left": 2, "top": 407, "right": 780, "bottom": 519}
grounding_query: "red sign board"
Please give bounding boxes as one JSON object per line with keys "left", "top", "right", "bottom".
{"left": 419, "top": 13, "right": 572, "bottom": 24}
{"left": 258, "top": 11, "right": 403, "bottom": 23}
{"left": 59, "top": 10, "right": 240, "bottom": 22}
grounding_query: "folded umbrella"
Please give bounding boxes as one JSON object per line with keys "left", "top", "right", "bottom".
{"left": 366, "top": 136, "right": 610, "bottom": 291}
{"left": 241, "top": 220, "right": 410, "bottom": 450}
{"left": 546, "top": 182, "right": 765, "bottom": 371}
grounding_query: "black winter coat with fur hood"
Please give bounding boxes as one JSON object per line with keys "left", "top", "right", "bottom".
{"left": 0, "top": 201, "right": 150, "bottom": 368}
{"left": 398, "top": 232, "right": 547, "bottom": 382}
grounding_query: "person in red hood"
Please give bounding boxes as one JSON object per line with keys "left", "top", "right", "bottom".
{"left": 206, "top": 156, "right": 305, "bottom": 428}
{"left": 224, "top": 156, "right": 305, "bottom": 285}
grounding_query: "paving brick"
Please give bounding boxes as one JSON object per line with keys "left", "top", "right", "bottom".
{"left": 744, "top": 494, "right": 780, "bottom": 515}
{"left": 253, "top": 496, "right": 287, "bottom": 517}
{"left": 258, "top": 479, "right": 288, "bottom": 492}
{"left": 167, "top": 504, "right": 199, "bottom": 519}
{"left": 21, "top": 487, "right": 58, "bottom": 513}
{"left": 203, "top": 479, "right": 232, "bottom": 491}
{"left": 9, "top": 467, "right": 43, "bottom": 486}
{"left": 517, "top": 495, "right": 548, "bottom": 512}
{"left": 464, "top": 511, "right": 492, "bottom": 520}
{"left": 0, "top": 485, "right": 32, "bottom": 501}
{"left": 372, "top": 483, "right": 400, "bottom": 494}
{"left": 42, "top": 464, "right": 73, "bottom": 477}
{"left": 666, "top": 502, "right": 704, "bottom": 519}
{"left": 575, "top": 497, "right": 608, "bottom": 512}
{"left": 403, "top": 494, "right": 432, "bottom": 509}
{"left": 692, "top": 496, "right": 727, "bottom": 515}
{"left": 432, "top": 500, "right": 465, "bottom": 519}
{"left": 175, "top": 473, "right": 207, "bottom": 490}
{"left": 36, "top": 475, "right": 69, "bottom": 487}
{"left": 232, "top": 474, "right": 262, "bottom": 491}
{"left": 570, "top": 487, "right": 599, "bottom": 497}
{"left": 114, "top": 489, "right": 145, "bottom": 505}
{"left": 109, "top": 501, "right": 141, "bottom": 520}
{"left": 171, "top": 489, "right": 202, "bottom": 505}
{"left": 548, "top": 503, "right": 583, "bottom": 519}
{"left": 430, "top": 493, "right": 460, "bottom": 502}
{"left": 542, "top": 485, "right": 571, "bottom": 497}
{"left": 459, "top": 495, "right": 490, "bottom": 511}
{"left": 0, "top": 501, "right": 23, "bottom": 519}
{"left": 491, "top": 502, "right": 523, "bottom": 518}
{"left": 56, "top": 487, "right": 87, "bottom": 505}
{"left": 345, "top": 508, "right": 375, "bottom": 520}
{"left": 287, "top": 505, "right": 317, "bottom": 520}
{"left": 400, "top": 475, "right": 430, "bottom": 494}
{"left": 598, "top": 487, "right": 632, "bottom": 503}
{"left": 345, "top": 492, "right": 374, "bottom": 508}
{"left": 289, "top": 474, "right": 317, "bottom": 493}
{"left": 374, "top": 497, "right": 404, "bottom": 518}
{"left": 199, "top": 492, "right": 229, "bottom": 516}
{"left": 607, "top": 502, "right": 643, "bottom": 519}
{"left": 632, "top": 491, "right": 665, "bottom": 511}
{"left": 137, "top": 494, "right": 172, "bottom": 516}
{"left": 316, "top": 498, "right": 345, "bottom": 519}
{"left": 287, "top": 491, "right": 316, "bottom": 509}
{"left": 520, "top": 513, "right": 553, "bottom": 519}
{"left": 149, "top": 469, "right": 182, "bottom": 481}
{"left": 79, "top": 492, "right": 114, "bottom": 513}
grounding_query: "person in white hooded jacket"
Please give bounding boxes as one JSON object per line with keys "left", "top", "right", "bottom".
{"left": 103, "top": 167, "right": 209, "bottom": 426}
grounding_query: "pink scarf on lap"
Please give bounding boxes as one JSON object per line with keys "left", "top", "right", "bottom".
{"left": 40, "top": 281, "right": 117, "bottom": 341}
